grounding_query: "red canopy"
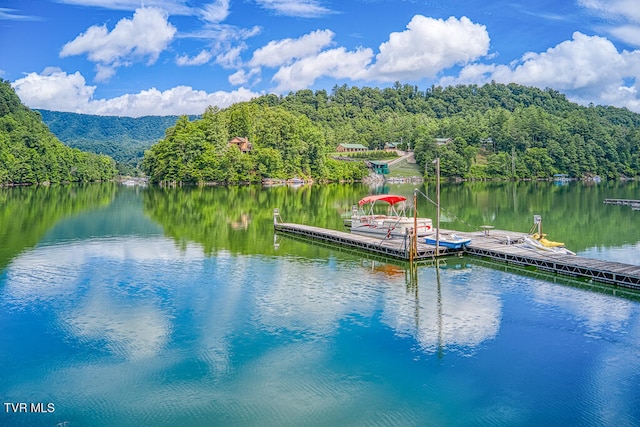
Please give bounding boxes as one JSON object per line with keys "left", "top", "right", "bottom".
{"left": 358, "top": 194, "right": 407, "bottom": 206}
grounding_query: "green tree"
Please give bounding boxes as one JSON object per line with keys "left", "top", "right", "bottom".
{"left": 0, "top": 80, "right": 116, "bottom": 186}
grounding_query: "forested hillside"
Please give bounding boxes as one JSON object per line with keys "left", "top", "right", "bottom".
{"left": 267, "top": 83, "right": 640, "bottom": 179}
{"left": 142, "top": 105, "right": 368, "bottom": 184}
{"left": 143, "top": 82, "right": 640, "bottom": 184}
{"left": 39, "top": 110, "right": 185, "bottom": 174}
{"left": 0, "top": 80, "right": 117, "bottom": 185}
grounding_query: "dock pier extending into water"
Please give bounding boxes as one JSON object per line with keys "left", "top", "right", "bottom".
{"left": 273, "top": 210, "right": 640, "bottom": 291}
{"left": 604, "top": 198, "right": 640, "bottom": 210}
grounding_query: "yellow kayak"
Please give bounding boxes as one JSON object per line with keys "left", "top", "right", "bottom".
{"left": 532, "top": 233, "right": 565, "bottom": 248}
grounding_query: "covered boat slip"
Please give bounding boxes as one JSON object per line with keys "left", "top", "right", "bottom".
{"left": 273, "top": 212, "right": 640, "bottom": 291}
{"left": 347, "top": 193, "right": 433, "bottom": 237}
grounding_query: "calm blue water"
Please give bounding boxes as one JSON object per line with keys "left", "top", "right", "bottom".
{"left": 1, "top": 186, "right": 640, "bottom": 426}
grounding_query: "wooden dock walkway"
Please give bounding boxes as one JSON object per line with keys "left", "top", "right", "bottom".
{"left": 273, "top": 216, "right": 640, "bottom": 291}
{"left": 461, "top": 232, "right": 640, "bottom": 290}
{"left": 604, "top": 198, "right": 640, "bottom": 210}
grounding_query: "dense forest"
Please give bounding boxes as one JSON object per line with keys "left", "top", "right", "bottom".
{"left": 143, "top": 82, "right": 640, "bottom": 184}
{"left": 0, "top": 80, "right": 117, "bottom": 185}
{"left": 3, "top": 78, "right": 640, "bottom": 186}
{"left": 142, "top": 104, "right": 369, "bottom": 184}
{"left": 38, "top": 110, "right": 187, "bottom": 175}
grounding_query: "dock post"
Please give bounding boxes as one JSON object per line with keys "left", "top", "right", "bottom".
{"left": 274, "top": 208, "right": 280, "bottom": 226}
{"left": 435, "top": 157, "right": 441, "bottom": 256}
{"left": 533, "top": 215, "right": 541, "bottom": 235}
{"left": 412, "top": 189, "right": 418, "bottom": 262}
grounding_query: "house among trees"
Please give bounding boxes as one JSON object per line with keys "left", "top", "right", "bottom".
{"left": 336, "top": 143, "right": 368, "bottom": 153}
{"left": 435, "top": 138, "right": 453, "bottom": 146}
{"left": 384, "top": 142, "right": 399, "bottom": 151}
{"left": 228, "top": 137, "right": 253, "bottom": 153}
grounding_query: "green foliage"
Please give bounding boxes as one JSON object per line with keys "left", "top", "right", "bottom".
{"left": 26, "top": 80, "right": 640, "bottom": 183}
{"left": 143, "top": 105, "right": 369, "bottom": 184}
{"left": 272, "top": 82, "right": 640, "bottom": 179}
{"left": 10, "top": 83, "right": 640, "bottom": 184}
{"left": 109, "top": 81, "right": 640, "bottom": 182}
{"left": 0, "top": 80, "right": 117, "bottom": 185}
{"left": 15, "top": 76, "right": 640, "bottom": 184}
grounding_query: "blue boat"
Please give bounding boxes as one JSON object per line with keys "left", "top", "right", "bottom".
{"left": 425, "top": 234, "right": 471, "bottom": 249}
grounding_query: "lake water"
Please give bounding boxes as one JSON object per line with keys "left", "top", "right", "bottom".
{"left": 1, "top": 181, "right": 639, "bottom": 426}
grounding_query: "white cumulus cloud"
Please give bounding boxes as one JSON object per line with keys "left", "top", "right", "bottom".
{"left": 441, "top": 32, "right": 640, "bottom": 112}
{"left": 60, "top": 7, "right": 177, "bottom": 81}
{"left": 500, "top": 32, "right": 625, "bottom": 90}
{"left": 250, "top": 29, "right": 335, "bottom": 67}
{"left": 86, "top": 85, "right": 259, "bottom": 116}
{"left": 12, "top": 68, "right": 97, "bottom": 112}
{"left": 271, "top": 47, "right": 373, "bottom": 92}
{"left": 251, "top": 15, "right": 488, "bottom": 93}
{"left": 229, "top": 68, "right": 261, "bottom": 86}
{"left": 367, "top": 15, "right": 490, "bottom": 81}
{"left": 177, "top": 49, "right": 213, "bottom": 66}
{"left": 12, "top": 70, "right": 259, "bottom": 117}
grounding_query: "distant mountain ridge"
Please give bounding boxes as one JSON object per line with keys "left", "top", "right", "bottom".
{"left": 38, "top": 110, "right": 196, "bottom": 172}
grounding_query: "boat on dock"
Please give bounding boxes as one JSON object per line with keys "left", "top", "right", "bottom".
{"left": 425, "top": 234, "right": 471, "bottom": 249}
{"left": 346, "top": 194, "right": 433, "bottom": 238}
{"left": 522, "top": 215, "right": 576, "bottom": 255}
{"left": 522, "top": 215, "right": 575, "bottom": 255}
{"left": 522, "top": 234, "right": 575, "bottom": 255}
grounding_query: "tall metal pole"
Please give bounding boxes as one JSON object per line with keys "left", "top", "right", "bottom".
{"left": 435, "top": 157, "right": 440, "bottom": 255}
{"left": 413, "top": 189, "right": 418, "bottom": 260}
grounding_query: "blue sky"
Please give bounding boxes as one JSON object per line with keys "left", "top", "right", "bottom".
{"left": 2, "top": 0, "right": 640, "bottom": 117}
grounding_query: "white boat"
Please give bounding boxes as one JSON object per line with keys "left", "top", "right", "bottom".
{"left": 522, "top": 216, "right": 575, "bottom": 255}
{"left": 522, "top": 235, "right": 575, "bottom": 255}
{"left": 346, "top": 194, "right": 433, "bottom": 238}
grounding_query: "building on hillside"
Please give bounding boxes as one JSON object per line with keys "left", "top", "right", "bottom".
{"left": 336, "top": 143, "right": 368, "bottom": 153}
{"left": 228, "top": 137, "right": 253, "bottom": 153}
{"left": 384, "top": 142, "right": 399, "bottom": 151}
{"left": 435, "top": 137, "right": 453, "bottom": 146}
{"left": 480, "top": 137, "right": 494, "bottom": 150}
{"left": 369, "top": 161, "right": 390, "bottom": 174}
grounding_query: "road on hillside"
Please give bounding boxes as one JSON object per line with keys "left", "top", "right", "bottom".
{"left": 385, "top": 151, "right": 415, "bottom": 166}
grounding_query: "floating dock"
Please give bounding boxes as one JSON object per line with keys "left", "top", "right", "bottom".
{"left": 273, "top": 211, "right": 640, "bottom": 291}
{"left": 604, "top": 198, "right": 640, "bottom": 210}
